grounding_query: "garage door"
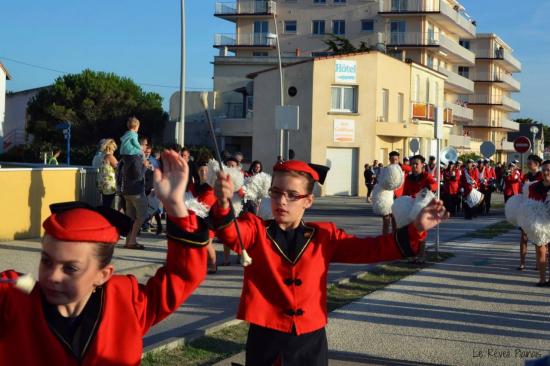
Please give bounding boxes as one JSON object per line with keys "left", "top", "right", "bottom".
{"left": 325, "top": 148, "right": 358, "bottom": 196}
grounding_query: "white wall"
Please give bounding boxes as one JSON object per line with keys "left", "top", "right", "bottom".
{"left": 0, "top": 67, "right": 6, "bottom": 153}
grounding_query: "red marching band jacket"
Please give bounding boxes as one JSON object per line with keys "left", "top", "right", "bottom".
{"left": 528, "top": 180, "right": 550, "bottom": 202}
{"left": 211, "top": 207, "right": 427, "bottom": 336}
{"left": 443, "top": 168, "right": 461, "bottom": 195}
{"left": 394, "top": 164, "right": 412, "bottom": 198}
{"left": 0, "top": 214, "right": 208, "bottom": 366}
{"left": 403, "top": 172, "right": 438, "bottom": 197}
{"left": 460, "top": 167, "right": 480, "bottom": 196}
{"left": 521, "top": 171, "right": 543, "bottom": 194}
{"left": 478, "top": 166, "right": 496, "bottom": 190}
{"left": 504, "top": 169, "right": 522, "bottom": 196}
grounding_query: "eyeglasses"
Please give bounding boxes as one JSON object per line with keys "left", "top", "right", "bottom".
{"left": 268, "top": 187, "right": 309, "bottom": 201}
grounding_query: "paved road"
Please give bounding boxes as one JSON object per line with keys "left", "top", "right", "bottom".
{"left": 0, "top": 195, "right": 506, "bottom": 352}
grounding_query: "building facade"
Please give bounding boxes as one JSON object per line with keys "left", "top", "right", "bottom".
{"left": 250, "top": 52, "right": 449, "bottom": 196}
{"left": 0, "top": 63, "right": 13, "bottom": 153}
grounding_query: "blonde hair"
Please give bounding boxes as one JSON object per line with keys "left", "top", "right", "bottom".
{"left": 100, "top": 138, "right": 117, "bottom": 154}
{"left": 127, "top": 116, "right": 140, "bottom": 130}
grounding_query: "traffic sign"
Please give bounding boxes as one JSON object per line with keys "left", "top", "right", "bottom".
{"left": 513, "top": 136, "right": 531, "bottom": 154}
{"left": 480, "top": 141, "right": 496, "bottom": 158}
{"left": 409, "top": 138, "right": 419, "bottom": 153}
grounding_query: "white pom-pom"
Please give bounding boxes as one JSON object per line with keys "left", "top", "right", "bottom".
{"left": 206, "top": 159, "right": 222, "bottom": 188}
{"left": 231, "top": 194, "right": 243, "bottom": 217}
{"left": 378, "top": 164, "right": 404, "bottom": 191}
{"left": 185, "top": 197, "right": 211, "bottom": 218}
{"left": 226, "top": 166, "right": 244, "bottom": 191}
{"left": 520, "top": 199, "right": 550, "bottom": 244}
{"left": 241, "top": 249, "right": 253, "bottom": 267}
{"left": 257, "top": 198, "right": 273, "bottom": 220}
{"left": 408, "top": 189, "right": 435, "bottom": 224}
{"left": 371, "top": 185, "right": 394, "bottom": 216}
{"left": 392, "top": 196, "right": 415, "bottom": 228}
{"left": 244, "top": 172, "right": 272, "bottom": 203}
{"left": 15, "top": 273, "right": 36, "bottom": 294}
{"left": 505, "top": 194, "right": 524, "bottom": 226}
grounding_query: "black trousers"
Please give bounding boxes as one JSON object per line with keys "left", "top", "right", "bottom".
{"left": 245, "top": 324, "right": 328, "bottom": 366}
{"left": 482, "top": 189, "right": 492, "bottom": 214}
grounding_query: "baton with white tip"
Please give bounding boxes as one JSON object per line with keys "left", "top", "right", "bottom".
{"left": 199, "top": 92, "right": 252, "bottom": 267}
{"left": 0, "top": 273, "right": 36, "bottom": 294}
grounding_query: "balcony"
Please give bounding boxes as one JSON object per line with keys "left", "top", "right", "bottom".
{"left": 438, "top": 67, "right": 475, "bottom": 94}
{"left": 444, "top": 101, "right": 473, "bottom": 122}
{"left": 476, "top": 48, "right": 521, "bottom": 72}
{"left": 215, "top": 117, "right": 253, "bottom": 137}
{"left": 500, "top": 118, "right": 520, "bottom": 131}
{"left": 214, "top": 1, "right": 276, "bottom": 22}
{"left": 384, "top": 32, "right": 474, "bottom": 65}
{"left": 467, "top": 119, "right": 519, "bottom": 131}
{"left": 412, "top": 102, "right": 435, "bottom": 121}
{"left": 449, "top": 134, "right": 471, "bottom": 148}
{"left": 472, "top": 71, "right": 520, "bottom": 92}
{"left": 214, "top": 33, "right": 276, "bottom": 50}
{"left": 467, "top": 94, "right": 520, "bottom": 112}
{"left": 378, "top": 0, "right": 476, "bottom": 38}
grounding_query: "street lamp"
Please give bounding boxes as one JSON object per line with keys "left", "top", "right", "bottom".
{"left": 177, "top": 0, "right": 186, "bottom": 147}
{"left": 530, "top": 125, "right": 539, "bottom": 155}
{"left": 267, "top": 13, "right": 286, "bottom": 160}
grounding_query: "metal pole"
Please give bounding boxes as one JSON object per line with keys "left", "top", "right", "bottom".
{"left": 273, "top": 11, "right": 285, "bottom": 159}
{"left": 435, "top": 138, "right": 440, "bottom": 259}
{"left": 67, "top": 125, "right": 71, "bottom": 166}
{"left": 177, "top": 0, "right": 186, "bottom": 147}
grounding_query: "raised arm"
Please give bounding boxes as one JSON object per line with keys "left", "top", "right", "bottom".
{"left": 130, "top": 150, "right": 209, "bottom": 333}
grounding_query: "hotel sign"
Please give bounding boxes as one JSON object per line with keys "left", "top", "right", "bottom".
{"left": 334, "top": 119, "right": 355, "bottom": 143}
{"left": 335, "top": 60, "right": 356, "bottom": 83}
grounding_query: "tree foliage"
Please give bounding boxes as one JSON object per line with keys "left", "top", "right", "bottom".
{"left": 26, "top": 69, "right": 168, "bottom": 148}
{"left": 514, "top": 117, "right": 550, "bottom": 148}
{"left": 323, "top": 34, "right": 371, "bottom": 55}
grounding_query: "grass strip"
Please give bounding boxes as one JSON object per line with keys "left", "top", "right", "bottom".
{"left": 466, "top": 220, "right": 514, "bottom": 239}
{"left": 142, "top": 251, "right": 453, "bottom": 366}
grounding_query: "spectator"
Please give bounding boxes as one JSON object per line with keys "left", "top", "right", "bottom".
{"left": 48, "top": 149, "right": 61, "bottom": 165}
{"left": 245, "top": 160, "right": 263, "bottom": 178}
{"left": 119, "top": 117, "right": 143, "bottom": 158}
{"left": 91, "top": 138, "right": 106, "bottom": 168}
{"left": 363, "top": 163, "right": 375, "bottom": 202}
{"left": 97, "top": 139, "right": 118, "bottom": 209}
{"left": 143, "top": 141, "right": 162, "bottom": 235}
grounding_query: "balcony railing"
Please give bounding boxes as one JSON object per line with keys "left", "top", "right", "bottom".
{"left": 438, "top": 67, "right": 475, "bottom": 94}
{"left": 476, "top": 47, "right": 521, "bottom": 72}
{"left": 467, "top": 94, "right": 520, "bottom": 112}
{"left": 379, "top": 0, "right": 476, "bottom": 37}
{"left": 214, "top": 33, "right": 276, "bottom": 48}
{"left": 449, "top": 134, "right": 471, "bottom": 148}
{"left": 499, "top": 140, "right": 515, "bottom": 151}
{"left": 500, "top": 119, "right": 519, "bottom": 131}
{"left": 444, "top": 101, "right": 473, "bottom": 121}
{"left": 472, "top": 71, "right": 520, "bottom": 91}
{"left": 439, "top": 33, "right": 475, "bottom": 64}
{"left": 215, "top": 1, "right": 276, "bottom": 16}
{"left": 412, "top": 102, "right": 435, "bottom": 121}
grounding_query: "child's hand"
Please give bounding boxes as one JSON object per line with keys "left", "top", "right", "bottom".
{"left": 214, "top": 171, "right": 234, "bottom": 209}
{"left": 153, "top": 150, "right": 188, "bottom": 217}
{"left": 413, "top": 199, "right": 449, "bottom": 232}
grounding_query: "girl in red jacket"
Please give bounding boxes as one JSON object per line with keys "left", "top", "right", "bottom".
{"left": 212, "top": 160, "right": 448, "bottom": 366}
{"left": 0, "top": 151, "right": 208, "bottom": 365}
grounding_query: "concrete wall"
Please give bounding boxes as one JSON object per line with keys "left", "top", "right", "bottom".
{"left": 0, "top": 168, "right": 81, "bottom": 240}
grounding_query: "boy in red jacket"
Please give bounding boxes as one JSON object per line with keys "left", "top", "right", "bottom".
{"left": 0, "top": 151, "right": 208, "bottom": 365}
{"left": 212, "top": 160, "right": 448, "bottom": 365}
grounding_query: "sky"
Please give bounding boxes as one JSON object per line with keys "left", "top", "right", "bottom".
{"left": 1, "top": 0, "right": 549, "bottom": 123}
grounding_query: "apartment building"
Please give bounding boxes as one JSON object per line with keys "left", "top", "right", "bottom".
{"left": 248, "top": 51, "right": 450, "bottom": 196}
{"left": 212, "top": 0, "right": 519, "bottom": 161}
{"left": 464, "top": 33, "right": 521, "bottom": 163}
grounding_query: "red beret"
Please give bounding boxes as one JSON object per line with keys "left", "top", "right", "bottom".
{"left": 43, "top": 208, "right": 119, "bottom": 244}
{"left": 273, "top": 160, "right": 320, "bottom": 181}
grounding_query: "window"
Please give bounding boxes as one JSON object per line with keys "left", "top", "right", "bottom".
{"left": 334, "top": 0, "right": 346, "bottom": 3}
{"left": 458, "top": 66, "right": 470, "bottom": 78}
{"left": 333, "top": 20, "right": 345, "bottom": 35}
{"left": 390, "top": 21, "right": 406, "bottom": 44}
{"left": 361, "top": 19, "right": 374, "bottom": 32}
{"left": 459, "top": 39, "right": 470, "bottom": 49}
{"left": 382, "top": 89, "right": 389, "bottom": 121}
{"left": 252, "top": 52, "right": 269, "bottom": 57}
{"left": 398, "top": 93, "right": 404, "bottom": 122}
{"left": 312, "top": 51, "right": 332, "bottom": 57}
{"left": 313, "top": 0, "right": 326, "bottom": 3}
{"left": 312, "top": 20, "right": 325, "bottom": 35}
{"left": 426, "top": 80, "right": 430, "bottom": 104}
{"left": 284, "top": 21, "right": 297, "bottom": 34}
{"left": 427, "top": 55, "right": 434, "bottom": 69}
{"left": 414, "top": 75, "right": 420, "bottom": 102}
{"left": 331, "top": 86, "right": 357, "bottom": 112}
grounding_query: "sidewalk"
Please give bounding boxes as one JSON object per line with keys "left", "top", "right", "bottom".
{"left": 217, "top": 229, "right": 550, "bottom": 366}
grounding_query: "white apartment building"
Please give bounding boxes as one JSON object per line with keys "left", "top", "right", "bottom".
{"left": 0, "top": 62, "right": 12, "bottom": 153}
{"left": 212, "top": 0, "right": 520, "bottom": 160}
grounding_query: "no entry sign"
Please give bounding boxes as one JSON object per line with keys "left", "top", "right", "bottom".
{"left": 513, "top": 136, "right": 531, "bottom": 154}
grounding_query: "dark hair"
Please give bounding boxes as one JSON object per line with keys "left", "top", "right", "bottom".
{"left": 247, "top": 160, "right": 263, "bottom": 174}
{"left": 527, "top": 154, "right": 543, "bottom": 164}
{"left": 410, "top": 154, "right": 425, "bottom": 164}
{"left": 389, "top": 151, "right": 400, "bottom": 158}
{"left": 542, "top": 160, "right": 550, "bottom": 166}
{"left": 224, "top": 157, "right": 239, "bottom": 165}
{"left": 273, "top": 170, "right": 315, "bottom": 194}
{"left": 95, "top": 243, "right": 114, "bottom": 269}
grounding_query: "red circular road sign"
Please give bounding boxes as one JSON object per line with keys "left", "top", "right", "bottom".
{"left": 513, "top": 136, "right": 531, "bottom": 153}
